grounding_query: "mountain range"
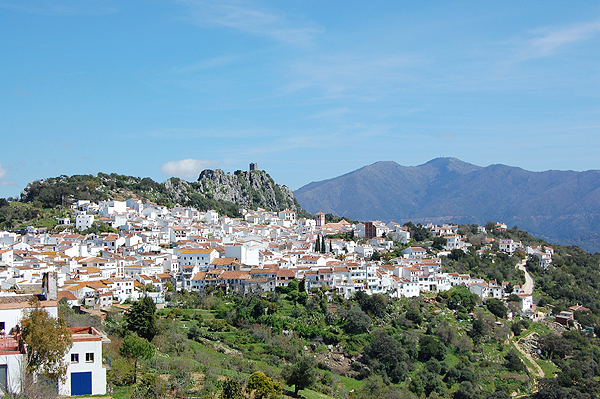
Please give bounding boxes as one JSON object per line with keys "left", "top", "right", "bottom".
{"left": 294, "top": 158, "right": 600, "bottom": 253}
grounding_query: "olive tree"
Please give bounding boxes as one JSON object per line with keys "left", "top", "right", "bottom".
{"left": 282, "top": 356, "right": 317, "bottom": 395}
{"left": 20, "top": 304, "right": 73, "bottom": 383}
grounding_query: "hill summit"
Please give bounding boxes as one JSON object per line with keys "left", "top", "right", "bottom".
{"left": 294, "top": 158, "right": 600, "bottom": 252}
{"left": 18, "top": 169, "right": 307, "bottom": 218}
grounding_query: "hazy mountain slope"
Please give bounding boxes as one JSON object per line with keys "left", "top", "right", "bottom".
{"left": 295, "top": 158, "right": 600, "bottom": 252}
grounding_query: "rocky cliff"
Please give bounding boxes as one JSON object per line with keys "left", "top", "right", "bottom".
{"left": 196, "top": 169, "right": 303, "bottom": 213}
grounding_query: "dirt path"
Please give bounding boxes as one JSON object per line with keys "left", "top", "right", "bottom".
{"left": 512, "top": 333, "right": 544, "bottom": 391}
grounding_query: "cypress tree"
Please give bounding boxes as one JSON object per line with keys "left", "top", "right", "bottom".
{"left": 315, "top": 236, "right": 320, "bottom": 252}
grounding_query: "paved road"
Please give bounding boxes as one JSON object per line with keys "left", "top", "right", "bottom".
{"left": 517, "top": 260, "right": 534, "bottom": 295}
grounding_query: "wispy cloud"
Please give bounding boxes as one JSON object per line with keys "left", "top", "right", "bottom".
{"left": 287, "top": 54, "right": 424, "bottom": 99}
{"left": 179, "top": 0, "right": 323, "bottom": 47}
{"left": 523, "top": 20, "right": 600, "bottom": 59}
{"left": 161, "top": 158, "right": 219, "bottom": 178}
{"left": 0, "top": 0, "right": 117, "bottom": 16}
{"left": 0, "top": 163, "right": 15, "bottom": 186}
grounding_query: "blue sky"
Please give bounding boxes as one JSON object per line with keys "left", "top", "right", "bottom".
{"left": 1, "top": 1, "right": 599, "bottom": 198}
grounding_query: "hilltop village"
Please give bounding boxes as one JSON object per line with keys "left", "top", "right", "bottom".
{"left": 0, "top": 198, "right": 552, "bottom": 319}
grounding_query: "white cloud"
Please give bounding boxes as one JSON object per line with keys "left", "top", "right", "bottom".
{"left": 0, "top": 163, "right": 15, "bottom": 186}
{"left": 528, "top": 21, "right": 600, "bottom": 56}
{"left": 161, "top": 159, "right": 219, "bottom": 179}
{"left": 179, "top": 0, "right": 323, "bottom": 47}
{"left": 512, "top": 20, "right": 600, "bottom": 61}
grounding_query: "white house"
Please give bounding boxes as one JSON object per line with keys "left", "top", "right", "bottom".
{"left": 402, "top": 247, "right": 427, "bottom": 259}
{"left": 76, "top": 214, "right": 95, "bottom": 231}
{"left": 60, "top": 326, "right": 108, "bottom": 396}
{"left": 355, "top": 245, "right": 374, "bottom": 259}
{"left": 499, "top": 239, "right": 519, "bottom": 255}
{"left": 178, "top": 248, "right": 220, "bottom": 271}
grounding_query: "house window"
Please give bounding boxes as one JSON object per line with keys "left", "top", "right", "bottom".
{"left": 71, "top": 353, "right": 79, "bottom": 363}
{"left": 85, "top": 353, "right": 94, "bottom": 363}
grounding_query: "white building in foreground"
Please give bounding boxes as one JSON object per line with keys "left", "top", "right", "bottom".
{"left": 60, "top": 326, "right": 108, "bottom": 396}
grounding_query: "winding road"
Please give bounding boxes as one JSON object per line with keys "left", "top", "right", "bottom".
{"left": 517, "top": 260, "right": 534, "bottom": 295}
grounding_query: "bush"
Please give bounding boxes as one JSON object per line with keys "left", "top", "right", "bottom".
{"left": 504, "top": 349, "right": 526, "bottom": 372}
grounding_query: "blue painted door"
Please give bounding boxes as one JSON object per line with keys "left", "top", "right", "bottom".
{"left": 71, "top": 371, "right": 92, "bottom": 395}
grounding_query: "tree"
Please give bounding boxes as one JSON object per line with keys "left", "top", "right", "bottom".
{"left": 364, "top": 293, "right": 388, "bottom": 318}
{"left": 538, "top": 333, "right": 574, "bottom": 359}
{"left": 432, "top": 237, "right": 446, "bottom": 250}
{"left": 221, "top": 377, "right": 244, "bottom": 399}
{"left": 486, "top": 298, "right": 508, "bottom": 319}
{"left": 435, "top": 320, "right": 457, "bottom": 345}
{"left": 469, "top": 319, "right": 486, "bottom": 344}
{"left": 447, "top": 286, "right": 478, "bottom": 312}
{"left": 315, "top": 236, "right": 320, "bottom": 253}
{"left": 246, "top": 372, "right": 282, "bottom": 399}
{"left": 344, "top": 307, "right": 372, "bottom": 334}
{"left": 125, "top": 296, "right": 159, "bottom": 341}
{"left": 504, "top": 348, "right": 526, "bottom": 372}
{"left": 454, "top": 381, "right": 478, "bottom": 399}
{"left": 282, "top": 355, "right": 317, "bottom": 395}
{"left": 119, "top": 334, "right": 155, "bottom": 383}
{"left": 295, "top": 279, "right": 304, "bottom": 293}
{"left": 418, "top": 335, "right": 446, "bottom": 362}
{"left": 20, "top": 304, "right": 73, "bottom": 383}
{"left": 405, "top": 308, "right": 422, "bottom": 325}
{"left": 364, "top": 330, "right": 410, "bottom": 382}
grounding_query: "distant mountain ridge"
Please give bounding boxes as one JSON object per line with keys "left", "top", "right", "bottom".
{"left": 295, "top": 158, "right": 600, "bottom": 252}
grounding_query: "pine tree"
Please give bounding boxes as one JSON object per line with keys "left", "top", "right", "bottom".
{"left": 125, "top": 296, "right": 159, "bottom": 341}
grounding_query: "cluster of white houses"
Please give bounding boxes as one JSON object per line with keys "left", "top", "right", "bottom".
{"left": 0, "top": 197, "right": 553, "bottom": 394}
{"left": 0, "top": 202, "right": 547, "bottom": 309}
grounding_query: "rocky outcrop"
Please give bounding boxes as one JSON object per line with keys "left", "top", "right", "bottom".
{"left": 196, "top": 169, "right": 301, "bottom": 212}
